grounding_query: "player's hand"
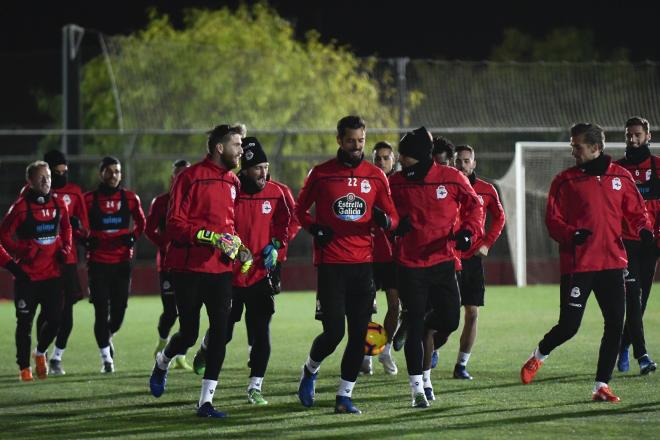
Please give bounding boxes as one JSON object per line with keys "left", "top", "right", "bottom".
{"left": 309, "top": 224, "right": 333, "bottom": 247}
{"left": 196, "top": 229, "right": 241, "bottom": 259}
{"left": 238, "top": 244, "right": 253, "bottom": 274}
{"left": 120, "top": 232, "right": 136, "bottom": 248}
{"left": 477, "top": 245, "right": 489, "bottom": 257}
{"left": 262, "top": 239, "right": 281, "bottom": 270}
{"left": 393, "top": 216, "right": 413, "bottom": 237}
{"left": 573, "top": 229, "right": 592, "bottom": 246}
{"left": 84, "top": 236, "right": 99, "bottom": 250}
{"left": 267, "top": 262, "right": 282, "bottom": 295}
{"left": 454, "top": 229, "right": 472, "bottom": 251}
{"left": 372, "top": 207, "right": 391, "bottom": 230}
{"left": 70, "top": 216, "right": 81, "bottom": 230}
{"left": 4, "top": 260, "right": 29, "bottom": 282}
{"left": 639, "top": 228, "right": 654, "bottom": 245}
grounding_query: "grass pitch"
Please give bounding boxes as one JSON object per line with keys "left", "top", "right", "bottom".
{"left": 0, "top": 285, "right": 658, "bottom": 439}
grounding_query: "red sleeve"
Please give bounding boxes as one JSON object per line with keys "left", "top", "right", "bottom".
{"left": 545, "top": 174, "right": 576, "bottom": 245}
{"left": 373, "top": 169, "right": 399, "bottom": 231}
{"left": 281, "top": 184, "right": 301, "bottom": 241}
{"left": 483, "top": 186, "right": 506, "bottom": 248}
{"left": 0, "top": 201, "right": 30, "bottom": 257}
{"left": 145, "top": 196, "right": 168, "bottom": 249}
{"left": 271, "top": 188, "right": 291, "bottom": 247}
{"left": 456, "top": 175, "right": 483, "bottom": 237}
{"left": 72, "top": 187, "right": 90, "bottom": 239}
{"left": 130, "top": 193, "right": 146, "bottom": 238}
{"left": 621, "top": 175, "right": 652, "bottom": 235}
{"left": 167, "top": 171, "right": 196, "bottom": 244}
{"left": 58, "top": 199, "right": 73, "bottom": 258}
{"left": 295, "top": 168, "right": 318, "bottom": 231}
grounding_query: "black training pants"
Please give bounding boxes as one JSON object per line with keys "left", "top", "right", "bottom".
{"left": 157, "top": 271, "right": 178, "bottom": 340}
{"left": 88, "top": 261, "right": 131, "bottom": 349}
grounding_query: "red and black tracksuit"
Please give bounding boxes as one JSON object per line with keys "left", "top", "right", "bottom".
{"left": 0, "top": 189, "right": 72, "bottom": 369}
{"left": 162, "top": 156, "right": 240, "bottom": 381}
{"left": 84, "top": 184, "right": 145, "bottom": 351}
{"left": 295, "top": 152, "right": 399, "bottom": 382}
{"left": 225, "top": 177, "right": 290, "bottom": 379}
{"left": 541, "top": 155, "right": 650, "bottom": 384}
{"left": 390, "top": 161, "right": 483, "bottom": 376}
{"left": 616, "top": 151, "right": 660, "bottom": 358}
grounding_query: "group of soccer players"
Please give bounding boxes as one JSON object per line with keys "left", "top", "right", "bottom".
{"left": 0, "top": 115, "right": 656, "bottom": 417}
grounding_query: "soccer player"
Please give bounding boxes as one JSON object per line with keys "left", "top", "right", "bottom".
{"left": 432, "top": 136, "right": 455, "bottom": 166}
{"left": 296, "top": 115, "right": 399, "bottom": 414}
{"left": 389, "top": 127, "right": 482, "bottom": 408}
{"left": 149, "top": 124, "right": 250, "bottom": 419}
{"left": 521, "top": 123, "right": 652, "bottom": 402}
{"left": 0, "top": 161, "right": 72, "bottom": 381}
{"left": 452, "top": 145, "right": 505, "bottom": 380}
{"left": 615, "top": 116, "right": 658, "bottom": 375}
{"left": 32, "top": 150, "right": 89, "bottom": 376}
{"left": 84, "top": 156, "right": 145, "bottom": 373}
{"left": 146, "top": 159, "right": 191, "bottom": 370}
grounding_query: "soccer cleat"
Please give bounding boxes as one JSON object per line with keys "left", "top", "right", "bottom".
{"left": 453, "top": 364, "right": 473, "bottom": 380}
{"left": 193, "top": 346, "right": 207, "bottom": 376}
{"left": 639, "top": 355, "right": 657, "bottom": 375}
{"left": 149, "top": 363, "right": 168, "bottom": 397}
{"left": 424, "top": 387, "right": 435, "bottom": 401}
{"left": 297, "top": 366, "right": 318, "bottom": 407}
{"left": 33, "top": 353, "right": 48, "bottom": 379}
{"left": 101, "top": 361, "right": 115, "bottom": 374}
{"left": 196, "top": 402, "right": 227, "bottom": 418}
{"left": 378, "top": 352, "right": 398, "bottom": 375}
{"left": 173, "top": 355, "right": 193, "bottom": 371}
{"left": 153, "top": 339, "right": 167, "bottom": 360}
{"left": 412, "top": 392, "right": 430, "bottom": 408}
{"left": 521, "top": 356, "right": 543, "bottom": 384}
{"left": 49, "top": 359, "right": 66, "bottom": 376}
{"left": 617, "top": 346, "right": 630, "bottom": 372}
{"left": 392, "top": 320, "right": 407, "bottom": 352}
{"left": 360, "top": 356, "right": 373, "bottom": 375}
{"left": 431, "top": 350, "right": 439, "bottom": 369}
{"left": 19, "top": 367, "right": 34, "bottom": 382}
{"left": 247, "top": 388, "right": 268, "bottom": 405}
{"left": 334, "top": 396, "right": 361, "bottom": 414}
{"left": 592, "top": 385, "right": 620, "bottom": 403}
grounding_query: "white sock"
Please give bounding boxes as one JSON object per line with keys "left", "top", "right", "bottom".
{"left": 422, "top": 369, "right": 432, "bottom": 389}
{"left": 381, "top": 343, "right": 392, "bottom": 357}
{"left": 248, "top": 376, "right": 263, "bottom": 391}
{"left": 337, "top": 378, "right": 355, "bottom": 398}
{"left": 35, "top": 348, "right": 46, "bottom": 357}
{"left": 457, "top": 351, "right": 471, "bottom": 366}
{"left": 248, "top": 345, "right": 252, "bottom": 355}
{"left": 409, "top": 374, "right": 424, "bottom": 395}
{"left": 157, "top": 351, "right": 172, "bottom": 370}
{"left": 533, "top": 347, "right": 548, "bottom": 362}
{"left": 593, "top": 381, "right": 608, "bottom": 392}
{"left": 100, "top": 346, "right": 112, "bottom": 362}
{"left": 199, "top": 379, "right": 218, "bottom": 406}
{"left": 52, "top": 347, "right": 65, "bottom": 361}
{"left": 305, "top": 356, "right": 321, "bottom": 374}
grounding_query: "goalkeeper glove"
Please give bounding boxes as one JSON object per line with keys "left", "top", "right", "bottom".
{"left": 237, "top": 244, "right": 253, "bottom": 274}
{"left": 454, "top": 229, "right": 472, "bottom": 251}
{"left": 262, "top": 238, "right": 282, "bottom": 270}
{"left": 573, "top": 229, "right": 592, "bottom": 246}
{"left": 196, "top": 229, "right": 241, "bottom": 259}
{"left": 120, "top": 232, "right": 136, "bottom": 248}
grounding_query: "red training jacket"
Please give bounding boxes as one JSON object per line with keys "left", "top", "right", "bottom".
{"left": 164, "top": 156, "right": 240, "bottom": 274}
{"left": 616, "top": 155, "right": 660, "bottom": 241}
{"left": 145, "top": 192, "right": 170, "bottom": 272}
{"left": 295, "top": 157, "right": 399, "bottom": 265}
{"left": 545, "top": 159, "right": 650, "bottom": 274}
{"left": 270, "top": 179, "right": 301, "bottom": 261}
{"left": 461, "top": 177, "right": 506, "bottom": 259}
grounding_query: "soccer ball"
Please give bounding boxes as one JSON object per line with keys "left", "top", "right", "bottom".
{"left": 364, "top": 322, "right": 387, "bottom": 356}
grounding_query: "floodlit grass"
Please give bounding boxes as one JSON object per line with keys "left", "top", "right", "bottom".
{"left": 0, "top": 285, "right": 658, "bottom": 439}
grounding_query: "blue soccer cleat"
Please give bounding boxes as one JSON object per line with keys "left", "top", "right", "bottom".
{"left": 639, "top": 355, "right": 657, "bottom": 375}
{"left": 149, "top": 363, "right": 168, "bottom": 398}
{"left": 424, "top": 387, "right": 435, "bottom": 401}
{"left": 431, "top": 350, "right": 439, "bottom": 369}
{"left": 334, "top": 396, "right": 361, "bottom": 414}
{"left": 617, "top": 347, "right": 630, "bottom": 372}
{"left": 197, "top": 402, "right": 227, "bottom": 418}
{"left": 298, "top": 366, "right": 318, "bottom": 407}
{"left": 453, "top": 364, "right": 473, "bottom": 380}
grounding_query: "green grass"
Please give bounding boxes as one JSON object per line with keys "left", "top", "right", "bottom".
{"left": 0, "top": 286, "right": 658, "bottom": 439}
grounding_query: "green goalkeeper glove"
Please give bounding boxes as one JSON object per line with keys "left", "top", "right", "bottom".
{"left": 196, "top": 229, "right": 242, "bottom": 259}
{"left": 237, "top": 244, "right": 253, "bottom": 274}
{"left": 262, "top": 238, "right": 282, "bottom": 270}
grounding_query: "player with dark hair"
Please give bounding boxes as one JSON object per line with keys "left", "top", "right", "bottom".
{"left": 84, "top": 156, "right": 145, "bottom": 373}
{"left": 149, "top": 124, "right": 251, "bottom": 418}
{"left": 146, "top": 159, "right": 192, "bottom": 370}
{"left": 614, "top": 116, "right": 658, "bottom": 375}
{"left": 521, "top": 122, "right": 651, "bottom": 402}
{"left": 389, "top": 127, "right": 482, "bottom": 408}
{"left": 296, "top": 115, "right": 399, "bottom": 414}
{"left": 1, "top": 161, "right": 72, "bottom": 381}
{"left": 432, "top": 136, "right": 455, "bottom": 166}
{"left": 452, "top": 144, "right": 505, "bottom": 380}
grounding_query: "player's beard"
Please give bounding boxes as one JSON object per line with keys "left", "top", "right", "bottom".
{"left": 221, "top": 151, "right": 239, "bottom": 170}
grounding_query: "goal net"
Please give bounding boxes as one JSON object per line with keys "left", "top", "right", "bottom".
{"left": 497, "top": 141, "right": 627, "bottom": 286}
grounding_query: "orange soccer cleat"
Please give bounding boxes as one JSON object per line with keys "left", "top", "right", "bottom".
{"left": 520, "top": 356, "right": 543, "bottom": 384}
{"left": 592, "top": 386, "right": 621, "bottom": 403}
{"left": 19, "top": 367, "right": 34, "bottom": 382}
{"left": 33, "top": 353, "right": 48, "bottom": 379}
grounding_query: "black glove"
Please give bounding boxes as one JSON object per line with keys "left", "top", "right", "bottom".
{"left": 70, "top": 216, "right": 81, "bottom": 230}
{"left": 454, "top": 229, "right": 472, "bottom": 251}
{"left": 267, "top": 262, "right": 282, "bottom": 295}
{"left": 393, "top": 216, "right": 413, "bottom": 237}
{"left": 372, "top": 207, "right": 391, "bottom": 230}
{"left": 4, "top": 260, "right": 29, "bottom": 282}
{"left": 85, "top": 236, "right": 99, "bottom": 250}
{"left": 639, "top": 228, "right": 654, "bottom": 244}
{"left": 120, "top": 233, "right": 136, "bottom": 248}
{"left": 573, "top": 229, "right": 592, "bottom": 246}
{"left": 309, "top": 224, "right": 334, "bottom": 247}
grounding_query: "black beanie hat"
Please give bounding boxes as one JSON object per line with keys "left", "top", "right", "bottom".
{"left": 241, "top": 137, "right": 268, "bottom": 170}
{"left": 399, "top": 126, "right": 433, "bottom": 161}
{"left": 43, "top": 150, "right": 67, "bottom": 169}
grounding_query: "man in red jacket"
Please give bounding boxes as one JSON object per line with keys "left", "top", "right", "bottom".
{"left": 145, "top": 159, "right": 191, "bottom": 370}
{"left": 0, "top": 161, "right": 72, "bottom": 381}
{"left": 614, "top": 116, "right": 658, "bottom": 375}
{"left": 84, "top": 156, "right": 145, "bottom": 374}
{"left": 521, "top": 123, "right": 652, "bottom": 403}
{"left": 296, "top": 115, "right": 399, "bottom": 414}
{"left": 149, "top": 124, "right": 250, "bottom": 419}
{"left": 389, "top": 128, "right": 483, "bottom": 408}
{"left": 452, "top": 145, "right": 505, "bottom": 380}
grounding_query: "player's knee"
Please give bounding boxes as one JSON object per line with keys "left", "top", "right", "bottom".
{"left": 464, "top": 306, "right": 479, "bottom": 322}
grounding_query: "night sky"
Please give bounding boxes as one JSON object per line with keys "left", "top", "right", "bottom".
{"left": 2, "top": 0, "right": 657, "bottom": 127}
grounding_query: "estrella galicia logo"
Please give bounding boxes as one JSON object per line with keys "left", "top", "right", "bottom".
{"left": 333, "top": 193, "right": 367, "bottom": 221}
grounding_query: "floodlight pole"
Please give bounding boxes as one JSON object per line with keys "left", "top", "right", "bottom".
{"left": 396, "top": 57, "right": 409, "bottom": 129}
{"left": 61, "top": 24, "right": 84, "bottom": 156}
